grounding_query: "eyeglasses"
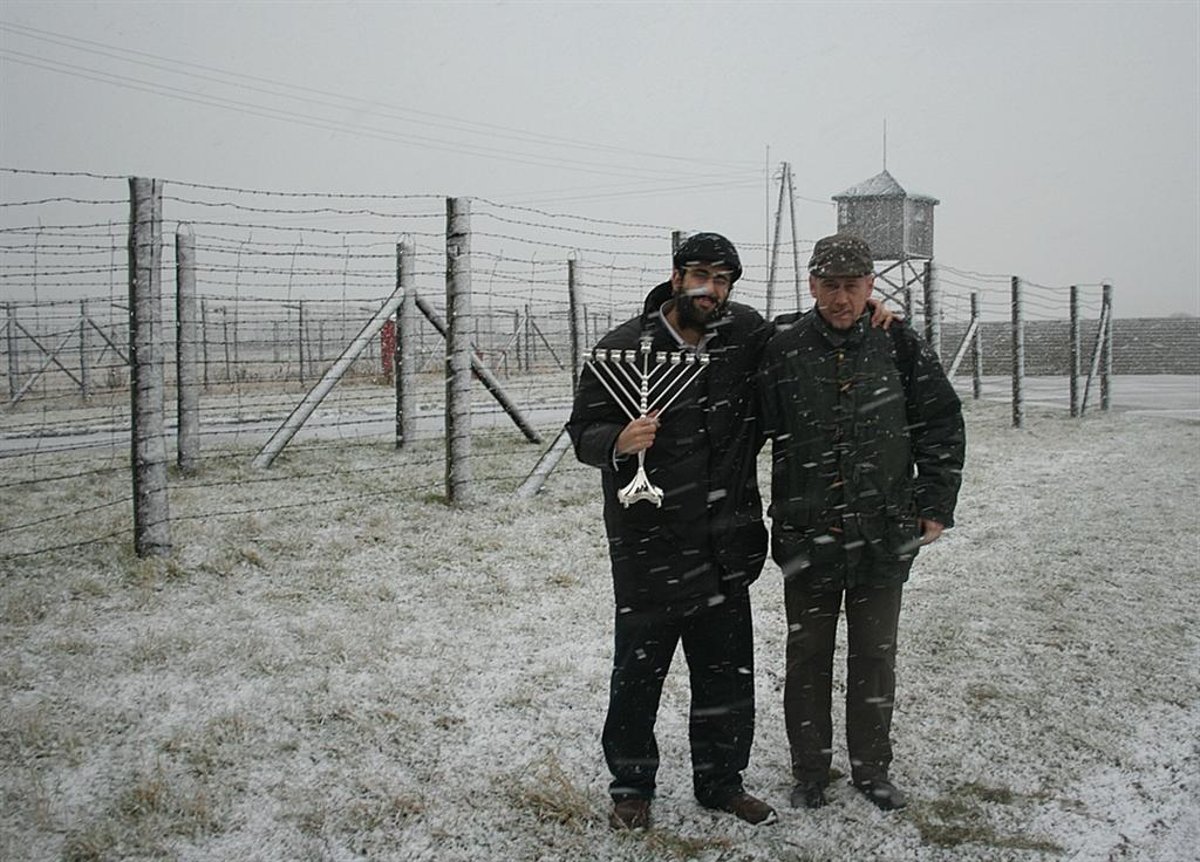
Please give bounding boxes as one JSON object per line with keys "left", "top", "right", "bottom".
{"left": 683, "top": 267, "right": 733, "bottom": 289}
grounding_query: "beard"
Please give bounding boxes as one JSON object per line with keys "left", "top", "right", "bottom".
{"left": 674, "top": 289, "right": 726, "bottom": 330}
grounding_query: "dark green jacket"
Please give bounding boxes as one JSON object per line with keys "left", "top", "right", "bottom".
{"left": 758, "top": 310, "right": 964, "bottom": 590}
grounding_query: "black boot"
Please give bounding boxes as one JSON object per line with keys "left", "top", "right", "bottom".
{"left": 853, "top": 778, "right": 908, "bottom": 811}
{"left": 790, "top": 780, "right": 828, "bottom": 809}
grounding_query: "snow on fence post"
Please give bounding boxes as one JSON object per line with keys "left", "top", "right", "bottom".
{"left": 79, "top": 299, "right": 90, "bottom": 400}
{"left": 1011, "top": 276, "right": 1025, "bottom": 429}
{"left": 176, "top": 223, "right": 200, "bottom": 473}
{"left": 445, "top": 196, "right": 473, "bottom": 505}
{"left": 1101, "top": 284, "right": 1113, "bottom": 412}
{"left": 1069, "top": 285, "right": 1081, "bottom": 417}
{"left": 922, "top": 261, "right": 942, "bottom": 361}
{"left": 970, "top": 292, "right": 983, "bottom": 399}
{"left": 128, "top": 176, "right": 171, "bottom": 557}
{"left": 395, "top": 238, "right": 416, "bottom": 450}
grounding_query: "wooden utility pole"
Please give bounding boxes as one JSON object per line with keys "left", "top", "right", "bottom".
{"left": 766, "top": 162, "right": 787, "bottom": 320}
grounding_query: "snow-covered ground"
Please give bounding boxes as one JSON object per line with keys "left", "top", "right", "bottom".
{"left": 1, "top": 396, "right": 1198, "bottom": 861}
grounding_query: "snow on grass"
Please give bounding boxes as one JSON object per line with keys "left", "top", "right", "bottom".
{"left": 2, "top": 398, "right": 1198, "bottom": 861}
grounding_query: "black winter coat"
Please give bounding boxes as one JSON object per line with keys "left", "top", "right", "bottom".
{"left": 566, "top": 282, "right": 771, "bottom": 613}
{"left": 758, "top": 310, "right": 965, "bottom": 591}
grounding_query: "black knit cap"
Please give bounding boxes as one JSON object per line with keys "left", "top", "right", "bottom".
{"left": 673, "top": 232, "right": 742, "bottom": 283}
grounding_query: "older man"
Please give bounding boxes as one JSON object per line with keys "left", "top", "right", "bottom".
{"left": 758, "top": 233, "right": 965, "bottom": 812}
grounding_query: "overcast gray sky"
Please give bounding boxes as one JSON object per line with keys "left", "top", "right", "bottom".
{"left": 2, "top": 0, "right": 1197, "bottom": 317}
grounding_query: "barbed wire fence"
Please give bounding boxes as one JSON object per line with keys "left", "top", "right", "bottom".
{"left": 2, "top": 167, "right": 1123, "bottom": 563}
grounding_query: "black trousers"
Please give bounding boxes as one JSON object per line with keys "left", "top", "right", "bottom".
{"left": 783, "top": 580, "right": 903, "bottom": 786}
{"left": 603, "top": 588, "right": 755, "bottom": 806}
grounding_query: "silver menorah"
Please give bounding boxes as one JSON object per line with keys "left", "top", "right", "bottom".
{"left": 583, "top": 336, "right": 711, "bottom": 507}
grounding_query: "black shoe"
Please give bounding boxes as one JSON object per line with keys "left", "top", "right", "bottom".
{"left": 717, "top": 791, "right": 778, "bottom": 825}
{"left": 609, "top": 798, "right": 651, "bottom": 830}
{"left": 853, "top": 778, "right": 908, "bottom": 811}
{"left": 790, "top": 780, "right": 828, "bottom": 809}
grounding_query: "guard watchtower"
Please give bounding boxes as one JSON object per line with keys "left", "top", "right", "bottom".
{"left": 832, "top": 168, "right": 941, "bottom": 351}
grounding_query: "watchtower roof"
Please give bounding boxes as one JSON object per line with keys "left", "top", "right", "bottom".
{"left": 833, "top": 169, "right": 939, "bottom": 205}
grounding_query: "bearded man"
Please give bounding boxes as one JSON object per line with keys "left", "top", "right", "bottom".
{"left": 566, "top": 232, "right": 778, "bottom": 829}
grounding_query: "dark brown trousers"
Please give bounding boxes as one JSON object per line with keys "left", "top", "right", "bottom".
{"left": 783, "top": 579, "right": 903, "bottom": 786}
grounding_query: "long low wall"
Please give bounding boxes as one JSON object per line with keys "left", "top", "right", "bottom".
{"left": 940, "top": 317, "right": 1199, "bottom": 375}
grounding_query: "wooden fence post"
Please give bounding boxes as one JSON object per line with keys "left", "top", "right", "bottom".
{"left": 923, "top": 261, "right": 941, "bottom": 361}
{"left": 1101, "top": 284, "right": 1113, "bottom": 411}
{"left": 445, "top": 196, "right": 473, "bottom": 504}
{"left": 201, "top": 299, "right": 211, "bottom": 391}
{"left": 128, "top": 176, "right": 171, "bottom": 557}
{"left": 176, "top": 224, "right": 200, "bottom": 472}
{"left": 525, "top": 302, "right": 535, "bottom": 372}
{"left": 395, "top": 238, "right": 416, "bottom": 450}
{"left": 79, "top": 299, "right": 90, "bottom": 400}
{"left": 297, "top": 299, "right": 306, "bottom": 386}
{"left": 221, "top": 307, "right": 232, "bottom": 382}
{"left": 5, "top": 304, "right": 17, "bottom": 400}
{"left": 1011, "top": 276, "right": 1024, "bottom": 429}
{"left": 568, "top": 256, "right": 582, "bottom": 395}
{"left": 970, "top": 292, "right": 982, "bottom": 400}
{"left": 1069, "top": 285, "right": 1080, "bottom": 417}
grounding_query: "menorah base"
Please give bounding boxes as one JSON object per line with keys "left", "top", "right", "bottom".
{"left": 618, "top": 466, "right": 663, "bottom": 508}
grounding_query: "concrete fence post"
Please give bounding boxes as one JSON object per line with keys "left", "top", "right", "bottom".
{"left": 1101, "top": 284, "right": 1113, "bottom": 412}
{"left": 1069, "top": 285, "right": 1081, "bottom": 417}
{"left": 5, "top": 303, "right": 17, "bottom": 400}
{"left": 128, "top": 177, "right": 171, "bottom": 557}
{"left": 568, "top": 256, "right": 582, "bottom": 395}
{"left": 1011, "top": 276, "right": 1024, "bottom": 429}
{"left": 445, "top": 197, "right": 473, "bottom": 504}
{"left": 923, "top": 261, "right": 941, "bottom": 361}
{"left": 395, "top": 238, "right": 416, "bottom": 450}
{"left": 176, "top": 224, "right": 200, "bottom": 472}
{"left": 79, "top": 299, "right": 90, "bottom": 400}
{"left": 970, "top": 292, "right": 982, "bottom": 400}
